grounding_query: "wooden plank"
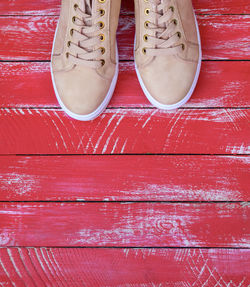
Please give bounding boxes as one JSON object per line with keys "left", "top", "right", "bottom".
{"left": 0, "top": 248, "right": 249, "bottom": 287}
{"left": 0, "top": 155, "right": 249, "bottom": 202}
{"left": 0, "top": 15, "right": 249, "bottom": 61}
{"left": 193, "top": 0, "right": 250, "bottom": 14}
{"left": 198, "top": 15, "right": 250, "bottom": 61}
{"left": 0, "top": 0, "right": 61, "bottom": 16}
{"left": 0, "top": 108, "right": 249, "bottom": 155}
{"left": 1, "top": 61, "right": 249, "bottom": 108}
{"left": 0, "top": 202, "right": 249, "bottom": 247}
{"left": 118, "top": 14, "right": 250, "bottom": 61}
{"left": 0, "top": 0, "right": 249, "bottom": 15}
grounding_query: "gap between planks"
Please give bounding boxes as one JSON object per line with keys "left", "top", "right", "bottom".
{"left": 1, "top": 154, "right": 250, "bottom": 156}
{"left": 1, "top": 246, "right": 250, "bottom": 249}
{"left": 1, "top": 107, "right": 249, "bottom": 110}
{"left": 0, "top": 199, "right": 249, "bottom": 204}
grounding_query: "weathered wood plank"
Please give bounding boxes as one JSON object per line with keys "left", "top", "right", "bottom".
{"left": 0, "top": 203, "right": 249, "bottom": 247}
{"left": 0, "top": 248, "right": 249, "bottom": 286}
{"left": 118, "top": 14, "right": 250, "bottom": 61}
{"left": 0, "top": 108, "right": 249, "bottom": 155}
{"left": 0, "top": 15, "right": 249, "bottom": 61}
{"left": 0, "top": 0, "right": 249, "bottom": 15}
{"left": 0, "top": 155, "right": 249, "bottom": 201}
{"left": 1, "top": 61, "right": 249, "bottom": 108}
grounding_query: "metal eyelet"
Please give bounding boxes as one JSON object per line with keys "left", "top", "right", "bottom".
{"left": 99, "top": 0, "right": 106, "bottom": 3}
{"left": 74, "top": 4, "right": 78, "bottom": 10}
{"left": 72, "top": 16, "right": 76, "bottom": 23}
{"left": 99, "top": 34, "right": 105, "bottom": 41}
{"left": 100, "top": 47, "right": 105, "bottom": 54}
{"left": 142, "top": 48, "right": 147, "bottom": 55}
{"left": 143, "top": 34, "right": 149, "bottom": 42}
{"left": 98, "top": 21, "right": 105, "bottom": 29}
{"left": 144, "top": 21, "right": 150, "bottom": 29}
{"left": 101, "top": 59, "right": 105, "bottom": 66}
{"left": 99, "top": 9, "right": 105, "bottom": 16}
{"left": 145, "top": 8, "right": 150, "bottom": 15}
{"left": 169, "top": 6, "right": 174, "bottom": 12}
{"left": 177, "top": 32, "right": 181, "bottom": 38}
{"left": 66, "top": 52, "right": 69, "bottom": 58}
{"left": 67, "top": 41, "right": 71, "bottom": 47}
{"left": 182, "top": 44, "right": 185, "bottom": 50}
{"left": 173, "top": 19, "right": 178, "bottom": 25}
{"left": 70, "top": 29, "right": 74, "bottom": 36}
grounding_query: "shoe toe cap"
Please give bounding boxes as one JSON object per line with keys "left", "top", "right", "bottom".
{"left": 53, "top": 67, "right": 111, "bottom": 116}
{"left": 138, "top": 57, "right": 199, "bottom": 107}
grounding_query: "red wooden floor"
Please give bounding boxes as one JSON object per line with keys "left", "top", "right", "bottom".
{"left": 0, "top": 0, "right": 250, "bottom": 286}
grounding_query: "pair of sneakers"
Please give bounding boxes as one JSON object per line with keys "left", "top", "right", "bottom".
{"left": 51, "top": 0, "right": 202, "bottom": 121}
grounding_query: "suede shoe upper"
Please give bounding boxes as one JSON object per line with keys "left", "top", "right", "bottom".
{"left": 134, "top": 0, "right": 201, "bottom": 108}
{"left": 51, "top": 0, "right": 121, "bottom": 118}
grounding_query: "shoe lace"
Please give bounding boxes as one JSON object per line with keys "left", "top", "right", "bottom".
{"left": 66, "top": 0, "right": 105, "bottom": 68}
{"left": 143, "top": 0, "right": 184, "bottom": 56}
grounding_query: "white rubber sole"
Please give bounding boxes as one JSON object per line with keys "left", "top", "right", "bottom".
{"left": 134, "top": 15, "right": 202, "bottom": 110}
{"left": 51, "top": 24, "right": 119, "bottom": 121}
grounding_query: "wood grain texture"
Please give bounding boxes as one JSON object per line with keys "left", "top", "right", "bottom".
{"left": 0, "top": 0, "right": 249, "bottom": 15}
{"left": 0, "top": 202, "right": 249, "bottom": 247}
{"left": 0, "top": 1, "right": 249, "bottom": 284}
{"left": 0, "top": 108, "right": 249, "bottom": 155}
{"left": 1, "top": 61, "right": 249, "bottom": 108}
{"left": 0, "top": 15, "right": 250, "bottom": 61}
{"left": 120, "top": 13, "right": 250, "bottom": 61}
{"left": 0, "top": 155, "right": 249, "bottom": 202}
{"left": 0, "top": 248, "right": 249, "bottom": 287}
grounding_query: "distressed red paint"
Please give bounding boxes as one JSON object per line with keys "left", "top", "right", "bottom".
{"left": 0, "top": 202, "right": 249, "bottom": 247}
{"left": 0, "top": 61, "right": 249, "bottom": 108}
{"left": 0, "top": 108, "right": 249, "bottom": 154}
{"left": 0, "top": 155, "right": 249, "bottom": 201}
{"left": 0, "top": 248, "right": 249, "bottom": 286}
{"left": 0, "top": 15, "right": 249, "bottom": 61}
{"left": 0, "top": 0, "right": 249, "bottom": 285}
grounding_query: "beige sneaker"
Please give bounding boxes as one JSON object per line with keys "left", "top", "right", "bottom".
{"left": 51, "top": 0, "right": 121, "bottom": 121}
{"left": 134, "top": 0, "right": 201, "bottom": 109}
